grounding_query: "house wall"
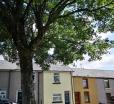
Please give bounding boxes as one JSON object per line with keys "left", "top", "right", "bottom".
{"left": 34, "top": 71, "right": 39, "bottom": 104}
{"left": 43, "top": 71, "right": 73, "bottom": 104}
{"left": 39, "top": 72, "right": 44, "bottom": 104}
{"left": 0, "top": 71, "right": 9, "bottom": 96}
{"left": 96, "top": 79, "right": 107, "bottom": 104}
{"left": 9, "top": 70, "right": 39, "bottom": 104}
{"left": 110, "top": 79, "right": 114, "bottom": 96}
{"left": 73, "top": 77, "right": 99, "bottom": 104}
{"left": 0, "top": 70, "right": 39, "bottom": 104}
{"left": 9, "top": 71, "right": 21, "bottom": 102}
{"left": 96, "top": 78, "right": 114, "bottom": 104}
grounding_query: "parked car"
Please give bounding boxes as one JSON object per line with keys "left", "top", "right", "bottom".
{"left": 0, "top": 99, "right": 16, "bottom": 104}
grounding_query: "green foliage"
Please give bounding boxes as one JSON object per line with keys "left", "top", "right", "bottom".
{"left": 0, "top": 40, "right": 17, "bottom": 62}
{"left": 0, "top": 0, "right": 114, "bottom": 69}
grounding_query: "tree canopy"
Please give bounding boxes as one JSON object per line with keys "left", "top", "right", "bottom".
{"left": 0, "top": 1, "right": 114, "bottom": 104}
{"left": 0, "top": 0, "right": 114, "bottom": 69}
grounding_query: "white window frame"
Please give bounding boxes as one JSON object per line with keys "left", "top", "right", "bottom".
{"left": 53, "top": 94, "right": 62, "bottom": 103}
{"left": 53, "top": 73, "right": 60, "bottom": 83}
{"left": 104, "top": 79, "right": 110, "bottom": 88}
{"left": 83, "top": 78, "right": 88, "bottom": 88}
{"left": 0, "top": 90, "right": 7, "bottom": 99}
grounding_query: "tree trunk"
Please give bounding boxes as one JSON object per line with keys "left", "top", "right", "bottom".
{"left": 18, "top": 49, "right": 36, "bottom": 104}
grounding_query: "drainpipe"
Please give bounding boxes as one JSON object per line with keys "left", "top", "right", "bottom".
{"left": 8, "top": 70, "right": 11, "bottom": 99}
{"left": 38, "top": 72, "right": 40, "bottom": 104}
{"left": 70, "top": 72, "right": 74, "bottom": 104}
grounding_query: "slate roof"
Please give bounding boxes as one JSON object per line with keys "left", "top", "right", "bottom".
{"left": 0, "top": 60, "right": 18, "bottom": 70}
{"left": 17, "top": 63, "right": 74, "bottom": 72}
{"left": 0, "top": 60, "right": 73, "bottom": 72}
{"left": 47, "top": 64, "right": 74, "bottom": 72}
{"left": 1, "top": 60, "right": 114, "bottom": 78}
{"left": 72, "top": 68, "right": 114, "bottom": 78}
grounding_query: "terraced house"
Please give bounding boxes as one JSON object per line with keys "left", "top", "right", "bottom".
{"left": 0, "top": 60, "right": 114, "bottom": 104}
{"left": 72, "top": 69, "right": 114, "bottom": 104}
{"left": 38, "top": 66, "right": 74, "bottom": 104}
{"left": 0, "top": 60, "right": 40, "bottom": 104}
{"left": 0, "top": 60, "right": 74, "bottom": 104}
{"left": 72, "top": 69, "right": 99, "bottom": 104}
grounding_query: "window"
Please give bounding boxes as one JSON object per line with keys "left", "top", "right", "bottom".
{"left": 106, "top": 93, "right": 112, "bottom": 103}
{"left": 53, "top": 94, "right": 62, "bottom": 103}
{"left": 104, "top": 79, "right": 110, "bottom": 88}
{"left": 0, "top": 90, "right": 7, "bottom": 99}
{"left": 53, "top": 73, "right": 60, "bottom": 84}
{"left": 83, "top": 78, "right": 88, "bottom": 88}
{"left": 84, "top": 92, "right": 90, "bottom": 103}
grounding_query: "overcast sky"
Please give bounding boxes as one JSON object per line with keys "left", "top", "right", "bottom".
{"left": 75, "top": 32, "right": 114, "bottom": 70}
{"left": 0, "top": 32, "right": 114, "bottom": 70}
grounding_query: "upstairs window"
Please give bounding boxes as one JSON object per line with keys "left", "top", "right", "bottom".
{"left": 83, "top": 78, "right": 88, "bottom": 89}
{"left": 53, "top": 73, "right": 60, "bottom": 84}
{"left": 53, "top": 94, "right": 62, "bottom": 103}
{"left": 104, "top": 79, "right": 110, "bottom": 88}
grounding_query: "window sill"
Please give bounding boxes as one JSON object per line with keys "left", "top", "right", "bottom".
{"left": 52, "top": 101, "right": 63, "bottom": 103}
{"left": 53, "top": 82, "right": 61, "bottom": 84}
{"left": 85, "top": 101, "right": 90, "bottom": 103}
{"left": 83, "top": 87, "right": 89, "bottom": 89}
{"left": 105, "top": 88, "right": 111, "bottom": 89}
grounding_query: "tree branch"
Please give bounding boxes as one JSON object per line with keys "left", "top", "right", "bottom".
{"left": 22, "top": 0, "right": 33, "bottom": 21}
{"left": 45, "top": 0, "right": 70, "bottom": 28}
{"left": 58, "top": 0, "right": 114, "bottom": 18}
{"left": 50, "top": 0, "right": 67, "bottom": 14}
{"left": 29, "top": 0, "right": 48, "bottom": 49}
{"left": 30, "top": 0, "right": 71, "bottom": 49}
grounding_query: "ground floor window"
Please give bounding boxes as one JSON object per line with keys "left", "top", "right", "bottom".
{"left": 84, "top": 91, "right": 90, "bottom": 103}
{"left": 0, "top": 90, "right": 7, "bottom": 99}
{"left": 52, "top": 93, "right": 62, "bottom": 103}
{"left": 106, "top": 93, "right": 114, "bottom": 104}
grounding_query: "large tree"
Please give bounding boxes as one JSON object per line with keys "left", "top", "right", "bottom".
{"left": 0, "top": 0, "right": 114, "bottom": 104}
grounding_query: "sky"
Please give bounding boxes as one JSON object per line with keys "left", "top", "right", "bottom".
{"left": 0, "top": 32, "right": 114, "bottom": 70}
{"left": 75, "top": 32, "right": 114, "bottom": 70}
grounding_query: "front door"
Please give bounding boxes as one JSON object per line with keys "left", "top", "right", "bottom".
{"left": 64, "top": 91, "right": 70, "bottom": 104}
{"left": 17, "top": 90, "right": 22, "bottom": 104}
{"left": 74, "top": 92, "right": 81, "bottom": 104}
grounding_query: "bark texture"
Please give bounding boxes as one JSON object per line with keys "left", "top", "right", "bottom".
{"left": 18, "top": 49, "right": 36, "bottom": 104}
